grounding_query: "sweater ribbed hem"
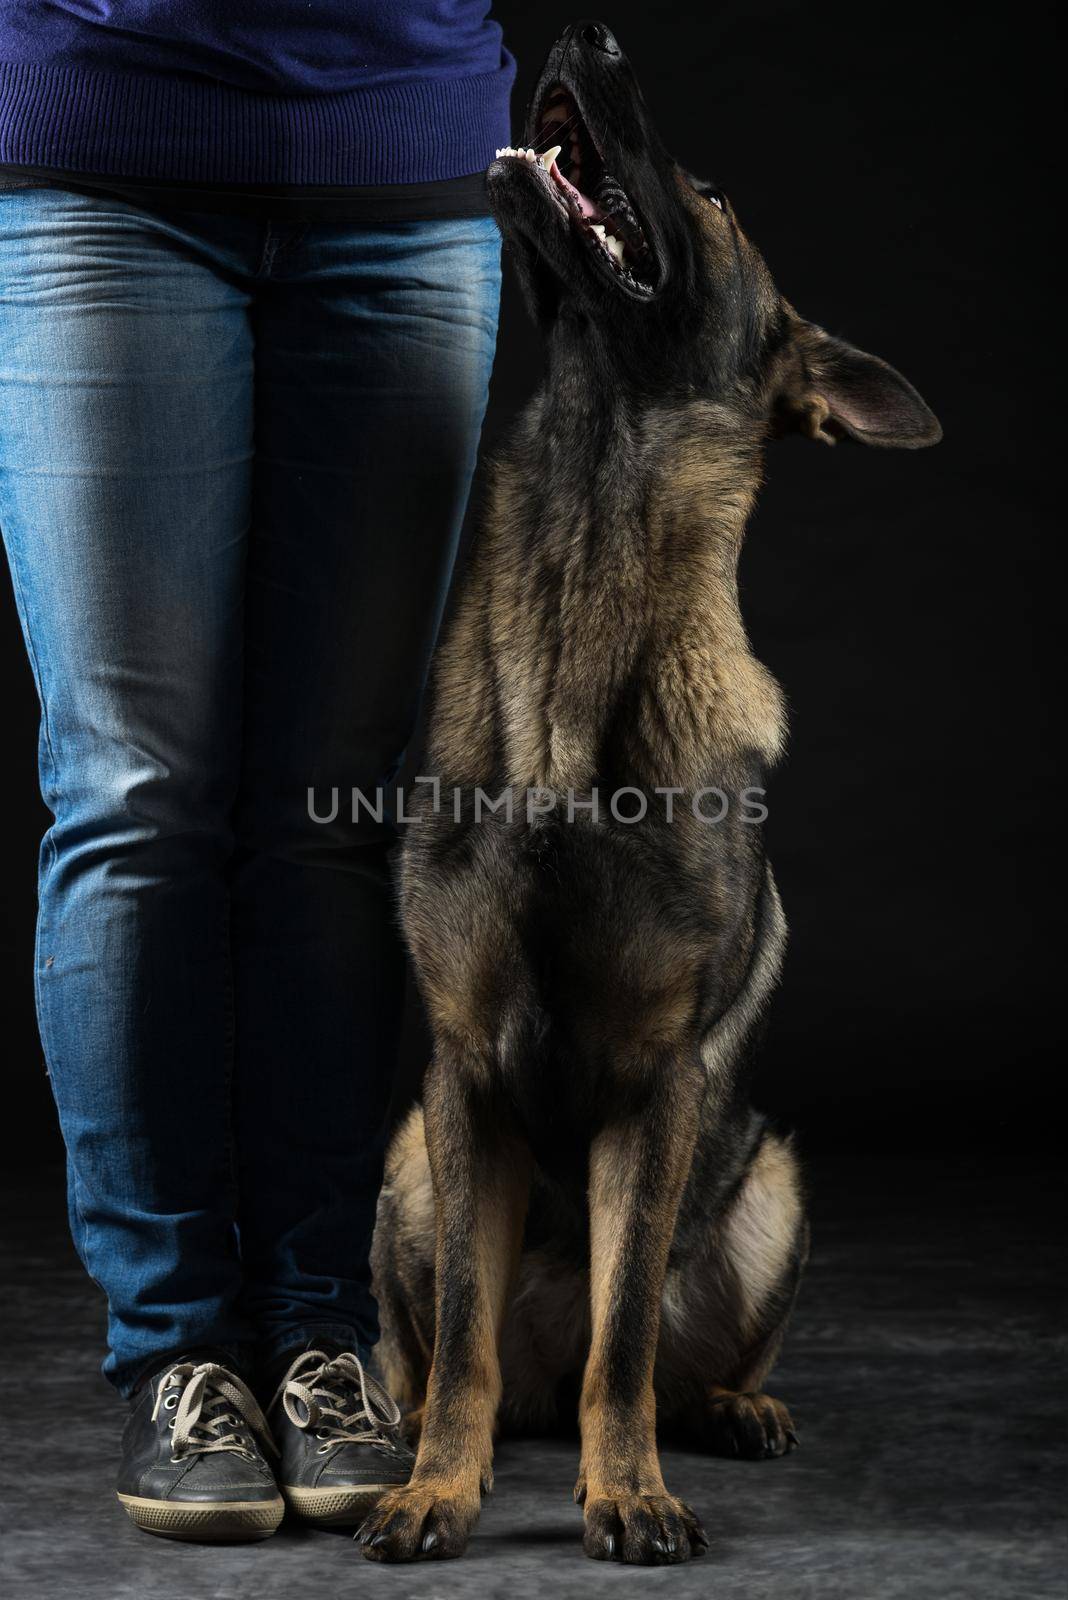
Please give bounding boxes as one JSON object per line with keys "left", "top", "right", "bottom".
{"left": 0, "top": 60, "right": 514, "bottom": 185}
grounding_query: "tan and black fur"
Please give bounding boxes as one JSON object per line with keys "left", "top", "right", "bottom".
{"left": 362, "top": 19, "right": 941, "bottom": 1566}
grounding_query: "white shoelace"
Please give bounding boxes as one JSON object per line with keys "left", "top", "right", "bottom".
{"left": 271, "top": 1349, "right": 401, "bottom": 1450}
{"left": 151, "top": 1360, "right": 277, "bottom": 1462}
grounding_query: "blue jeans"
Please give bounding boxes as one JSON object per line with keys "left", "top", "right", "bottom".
{"left": 0, "top": 189, "right": 500, "bottom": 1394}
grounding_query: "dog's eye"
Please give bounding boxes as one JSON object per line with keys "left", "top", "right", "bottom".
{"left": 688, "top": 175, "right": 725, "bottom": 210}
{"left": 680, "top": 167, "right": 727, "bottom": 211}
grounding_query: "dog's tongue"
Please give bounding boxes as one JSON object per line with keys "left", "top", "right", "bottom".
{"left": 549, "top": 161, "right": 604, "bottom": 221}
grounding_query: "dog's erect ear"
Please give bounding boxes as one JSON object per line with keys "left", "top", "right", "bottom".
{"left": 777, "top": 321, "right": 942, "bottom": 449}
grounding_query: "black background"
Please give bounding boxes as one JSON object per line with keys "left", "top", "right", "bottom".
{"left": 0, "top": 3, "right": 1058, "bottom": 1165}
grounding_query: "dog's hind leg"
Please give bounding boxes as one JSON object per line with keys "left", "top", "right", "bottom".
{"left": 359, "top": 1053, "right": 531, "bottom": 1563}
{"left": 370, "top": 1108, "right": 436, "bottom": 1430}
{"left": 576, "top": 1052, "right": 710, "bottom": 1566}
{"left": 704, "top": 1130, "right": 807, "bottom": 1457}
{"left": 658, "top": 1128, "right": 807, "bottom": 1459}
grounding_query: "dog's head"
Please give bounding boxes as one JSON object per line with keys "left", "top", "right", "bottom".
{"left": 487, "top": 20, "right": 941, "bottom": 449}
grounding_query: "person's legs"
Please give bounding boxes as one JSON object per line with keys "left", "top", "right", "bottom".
{"left": 0, "top": 190, "right": 258, "bottom": 1394}
{"left": 230, "top": 216, "right": 501, "bottom": 1365}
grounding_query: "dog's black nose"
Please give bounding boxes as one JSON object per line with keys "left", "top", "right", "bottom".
{"left": 577, "top": 21, "right": 621, "bottom": 56}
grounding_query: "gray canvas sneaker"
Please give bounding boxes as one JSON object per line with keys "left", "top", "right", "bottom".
{"left": 270, "top": 1347, "right": 414, "bottom": 1526}
{"left": 116, "top": 1357, "right": 284, "bottom": 1542}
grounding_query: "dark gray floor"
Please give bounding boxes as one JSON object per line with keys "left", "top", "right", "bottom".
{"left": 1, "top": 1157, "right": 1064, "bottom": 1599}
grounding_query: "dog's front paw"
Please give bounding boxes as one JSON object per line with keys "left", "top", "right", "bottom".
{"left": 705, "top": 1389, "right": 799, "bottom": 1459}
{"left": 581, "top": 1492, "right": 708, "bottom": 1565}
{"left": 357, "top": 1483, "right": 477, "bottom": 1562}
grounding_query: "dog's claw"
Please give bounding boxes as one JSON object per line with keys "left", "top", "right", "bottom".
{"left": 422, "top": 1531, "right": 439, "bottom": 1552}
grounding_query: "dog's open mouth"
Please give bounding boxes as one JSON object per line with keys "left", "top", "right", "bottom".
{"left": 495, "top": 85, "right": 657, "bottom": 298}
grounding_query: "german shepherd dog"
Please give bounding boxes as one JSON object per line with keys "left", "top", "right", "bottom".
{"left": 363, "top": 19, "right": 940, "bottom": 1566}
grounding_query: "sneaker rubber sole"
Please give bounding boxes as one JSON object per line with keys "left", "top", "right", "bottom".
{"left": 117, "top": 1491, "right": 285, "bottom": 1542}
{"left": 282, "top": 1482, "right": 397, "bottom": 1526}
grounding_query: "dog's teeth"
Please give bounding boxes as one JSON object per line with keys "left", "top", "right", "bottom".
{"left": 496, "top": 145, "right": 519, "bottom": 158}
{"left": 524, "top": 149, "right": 537, "bottom": 163}
{"left": 538, "top": 144, "right": 562, "bottom": 171}
{"left": 605, "top": 234, "right": 626, "bottom": 263}
{"left": 590, "top": 223, "right": 606, "bottom": 240}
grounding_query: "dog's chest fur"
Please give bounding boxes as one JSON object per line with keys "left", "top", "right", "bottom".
{"left": 427, "top": 385, "right": 786, "bottom": 795}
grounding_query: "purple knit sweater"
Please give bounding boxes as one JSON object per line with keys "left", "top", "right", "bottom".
{"left": 0, "top": 2, "right": 515, "bottom": 185}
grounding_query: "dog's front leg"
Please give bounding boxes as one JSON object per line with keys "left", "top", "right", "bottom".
{"left": 359, "top": 1056, "right": 530, "bottom": 1562}
{"left": 577, "top": 1063, "right": 710, "bottom": 1565}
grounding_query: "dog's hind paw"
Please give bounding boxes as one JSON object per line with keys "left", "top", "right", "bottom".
{"left": 357, "top": 1483, "right": 478, "bottom": 1562}
{"left": 704, "top": 1388, "right": 799, "bottom": 1459}
{"left": 581, "top": 1492, "right": 708, "bottom": 1565}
